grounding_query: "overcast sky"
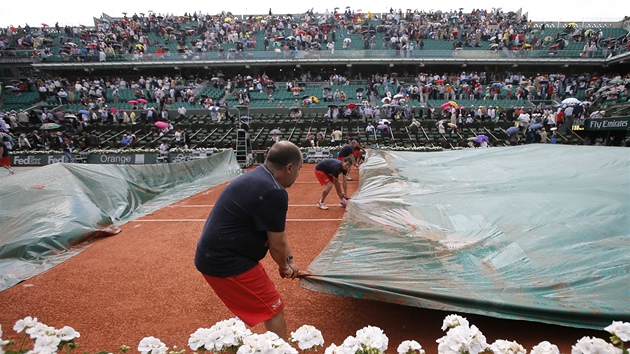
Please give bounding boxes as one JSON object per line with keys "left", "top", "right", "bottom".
{"left": 1, "top": 0, "right": 628, "bottom": 28}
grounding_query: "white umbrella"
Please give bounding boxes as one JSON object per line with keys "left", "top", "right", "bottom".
{"left": 393, "top": 94, "right": 404, "bottom": 98}
{"left": 561, "top": 97, "right": 581, "bottom": 105}
{"left": 270, "top": 128, "right": 282, "bottom": 135}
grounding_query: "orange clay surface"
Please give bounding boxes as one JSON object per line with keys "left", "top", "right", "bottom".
{"left": 0, "top": 163, "right": 604, "bottom": 353}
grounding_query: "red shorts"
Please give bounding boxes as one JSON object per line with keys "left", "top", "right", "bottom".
{"left": 0, "top": 156, "right": 10, "bottom": 166}
{"left": 315, "top": 169, "right": 334, "bottom": 185}
{"left": 352, "top": 150, "right": 362, "bottom": 160}
{"left": 202, "top": 262, "right": 284, "bottom": 327}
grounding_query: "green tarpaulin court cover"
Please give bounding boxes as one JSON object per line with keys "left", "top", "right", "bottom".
{"left": 301, "top": 145, "right": 630, "bottom": 329}
{"left": 0, "top": 151, "right": 241, "bottom": 292}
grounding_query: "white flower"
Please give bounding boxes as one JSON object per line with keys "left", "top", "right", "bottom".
{"left": 26, "top": 323, "right": 57, "bottom": 340}
{"left": 436, "top": 324, "right": 488, "bottom": 354}
{"left": 354, "top": 326, "right": 389, "bottom": 353}
{"left": 357, "top": 326, "right": 389, "bottom": 353}
{"left": 571, "top": 336, "right": 622, "bottom": 354}
{"left": 531, "top": 341, "right": 560, "bottom": 354}
{"left": 324, "top": 343, "right": 343, "bottom": 354}
{"left": 138, "top": 336, "right": 168, "bottom": 354}
{"left": 1, "top": 324, "right": 11, "bottom": 347}
{"left": 33, "top": 332, "right": 62, "bottom": 354}
{"left": 57, "top": 326, "right": 80, "bottom": 341}
{"left": 237, "top": 332, "right": 297, "bottom": 354}
{"left": 489, "top": 339, "right": 526, "bottom": 354}
{"left": 605, "top": 321, "right": 630, "bottom": 342}
{"left": 192, "top": 317, "right": 252, "bottom": 352}
{"left": 325, "top": 343, "right": 357, "bottom": 354}
{"left": 441, "top": 315, "right": 470, "bottom": 331}
{"left": 290, "top": 324, "right": 325, "bottom": 350}
{"left": 14, "top": 316, "right": 39, "bottom": 333}
{"left": 188, "top": 327, "right": 213, "bottom": 351}
{"left": 397, "top": 340, "right": 425, "bottom": 354}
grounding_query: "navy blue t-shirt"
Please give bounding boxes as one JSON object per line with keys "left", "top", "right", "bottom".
{"left": 337, "top": 144, "right": 353, "bottom": 158}
{"left": 194, "top": 165, "right": 288, "bottom": 277}
{"left": 315, "top": 158, "right": 345, "bottom": 177}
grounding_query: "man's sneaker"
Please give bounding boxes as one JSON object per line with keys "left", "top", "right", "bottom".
{"left": 317, "top": 201, "right": 329, "bottom": 210}
{"left": 9, "top": 170, "right": 15, "bottom": 175}
{"left": 346, "top": 176, "right": 354, "bottom": 181}
{"left": 340, "top": 198, "right": 348, "bottom": 207}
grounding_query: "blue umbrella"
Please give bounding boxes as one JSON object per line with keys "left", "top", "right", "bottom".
{"left": 506, "top": 126, "right": 519, "bottom": 135}
{"left": 490, "top": 82, "right": 502, "bottom": 87}
{"left": 528, "top": 123, "right": 543, "bottom": 130}
{"left": 240, "top": 115, "right": 253, "bottom": 120}
{"left": 78, "top": 110, "right": 89, "bottom": 115}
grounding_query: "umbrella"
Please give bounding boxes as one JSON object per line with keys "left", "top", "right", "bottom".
{"left": 137, "top": 98, "right": 148, "bottom": 103}
{"left": 393, "top": 94, "right": 404, "bottom": 98}
{"left": 270, "top": 128, "right": 282, "bottom": 135}
{"left": 381, "top": 97, "right": 391, "bottom": 103}
{"left": 440, "top": 102, "right": 452, "bottom": 110}
{"left": 310, "top": 96, "right": 319, "bottom": 103}
{"left": 490, "top": 82, "right": 502, "bottom": 87}
{"left": 209, "top": 106, "right": 221, "bottom": 111}
{"left": 40, "top": 122, "right": 61, "bottom": 130}
{"left": 240, "top": 115, "right": 253, "bottom": 120}
{"left": 155, "top": 121, "right": 169, "bottom": 129}
{"left": 447, "top": 123, "right": 457, "bottom": 128}
{"left": 355, "top": 87, "right": 364, "bottom": 92}
{"left": 78, "top": 110, "right": 89, "bottom": 115}
{"left": 298, "top": 30, "right": 307, "bottom": 35}
{"left": 128, "top": 100, "right": 138, "bottom": 104}
{"left": 347, "top": 103, "right": 357, "bottom": 109}
{"left": 561, "top": 97, "right": 581, "bottom": 105}
{"left": 474, "top": 135, "right": 489, "bottom": 142}
{"left": 435, "top": 79, "right": 444, "bottom": 84}
{"left": 328, "top": 104, "right": 338, "bottom": 108}
{"left": 448, "top": 101, "right": 458, "bottom": 108}
{"left": 377, "top": 119, "right": 391, "bottom": 125}
{"left": 528, "top": 123, "right": 543, "bottom": 130}
{"left": 505, "top": 126, "right": 519, "bottom": 135}
{"left": 64, "top": 114, "right": 77, "bottom": 119}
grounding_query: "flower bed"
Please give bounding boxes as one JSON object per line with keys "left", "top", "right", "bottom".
{"left": 2, "top": 315, "right": 628, "bottom": 354}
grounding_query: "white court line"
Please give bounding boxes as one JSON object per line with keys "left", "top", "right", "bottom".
{"left": 132, "top": 218, "right": 342, "bottom": 222}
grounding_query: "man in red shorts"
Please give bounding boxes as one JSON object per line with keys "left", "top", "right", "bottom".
{"left": 314, "top": 157, "right": 353, "bottom": 210}
{"left": 0, "top": 136, "right": 15, "bottom": 175}
{"left": 194, "top": 141, "right": 303, "bottom": 340}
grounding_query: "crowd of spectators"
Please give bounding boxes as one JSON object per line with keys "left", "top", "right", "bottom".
{"left": 1, "top": 7, "right": 628, "bottom": 61}
{"left": 1, "top": 67, "right": 628, "bottom": 151}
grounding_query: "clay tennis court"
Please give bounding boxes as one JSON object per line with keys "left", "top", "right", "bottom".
{"left": 0, "top": 163, "right": 603, "bottom": 353}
